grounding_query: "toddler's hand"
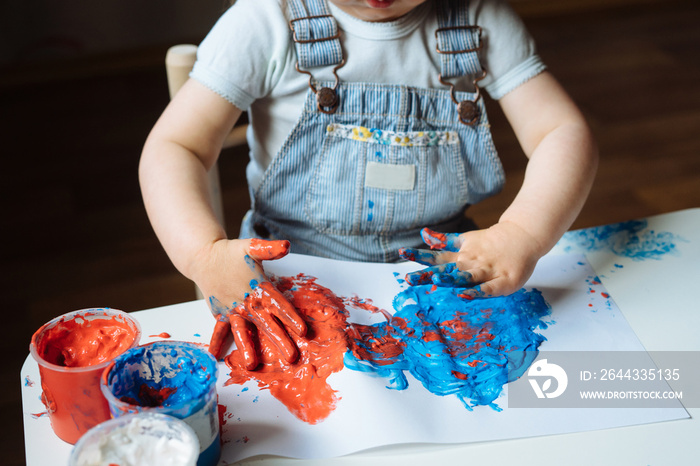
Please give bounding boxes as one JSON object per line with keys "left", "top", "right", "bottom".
{"left": 399, "top": 222, "right": 542, "bottom": 297}
{"left": 200, "top": 238, "right": 306, "bottom": 369}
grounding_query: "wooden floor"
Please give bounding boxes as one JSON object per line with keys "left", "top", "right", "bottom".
{"left": 3, "top": 1, "right": 699, "bottom": 463}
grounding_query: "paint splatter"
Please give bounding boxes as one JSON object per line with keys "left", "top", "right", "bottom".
{"left": 345, "top": 285, "right": 551, "bottom": 410}
{"left": 561, "top": 220, "right": 685, "bottom": 260}
{"left": 31, "top": 411, "right": 49, "bottom": 419}
{"left": 24, "top": 376, "right": 35, "bottom": 387}
{"left": 149, "top": 332, "right": 171, "bottom": 339}
{"left": 223, "top": 273, "right": 551, "bottom": 421}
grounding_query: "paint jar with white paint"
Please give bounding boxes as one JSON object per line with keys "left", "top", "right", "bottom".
{"left": 69, "top": 412, "right": 199, "bottom": 466}
{"left": 29, "top": 308, "right": 142, "bottom": 444}
{"left": 100, "top": 341, "right": 221, "bottom": 466}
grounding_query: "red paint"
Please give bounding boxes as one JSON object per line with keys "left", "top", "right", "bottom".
{"left": 601, "top": 292, "right": 610, "bottom": 298}
{"left": 225, "top": 275, "right": 349, "bottom": 424}
{"left": 218, "top": 404, "right": 228, "bottom": 427}
{"left": 452, "top": 371, "right": 468, "bottom": 380}
{"left": 347, "top": 323, "right": 405, "bottom": 366}
{"left": 120, "top": 384, "right": 177, "bottom": 407}
{"left": 236, "top": 281, "right": 307, "bottom": 365}
{"left": 228, "top": 313, "right": 258, "bottom": 370}
{"left": 424, "top": 229, "right": 448, "bottom": 250}
{"left": 29, "top": 309, "right": 141, "bottom": 444}
{"left": 248, "top": 238, "right": 290, "bottom": 261}
{"left": 149, "top": 332, "right": 171, "bottom": 338}
{"left": 209, "top": 319, "right": 230, "bottom": 360}
{"left": 36, "top": 315, "right": 137, "bottom": 367}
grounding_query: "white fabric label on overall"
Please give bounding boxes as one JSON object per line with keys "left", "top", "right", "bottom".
{"left": 364, "top": 161, "right": 416, "bottom": 191}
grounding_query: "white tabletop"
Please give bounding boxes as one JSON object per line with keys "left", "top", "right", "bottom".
{"left": 22, "top": 208, "right": 700, "bottom": 465}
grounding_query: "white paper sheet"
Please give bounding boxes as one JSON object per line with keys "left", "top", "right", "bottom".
{"left": 214, "top": 253, "right": 688, "bottom": 463}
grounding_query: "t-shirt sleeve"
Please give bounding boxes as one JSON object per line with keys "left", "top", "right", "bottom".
{"left": 473, "top": 0, "right": 547, "bottom": 100}
{"left": 189, "top": 0, "right": 292, "bottom": 110}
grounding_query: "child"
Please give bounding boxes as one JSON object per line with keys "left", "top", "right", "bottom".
{"left": 139, "top": 0, "right": 598, "bottom": 367}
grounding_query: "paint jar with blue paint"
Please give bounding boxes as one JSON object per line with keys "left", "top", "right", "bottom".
{"left": 69, "top": 412, "right": 199, "bottom": 466}
{"left": 100, "top": 341, "right": 220, "bottom": 466}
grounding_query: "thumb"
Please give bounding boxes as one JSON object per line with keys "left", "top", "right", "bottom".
{"left": 247, "top": 238, "right": 290, "bottom": 261}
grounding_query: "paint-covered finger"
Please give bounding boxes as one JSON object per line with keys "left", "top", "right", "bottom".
{"left": 421, "top": 228, "right": 463, "bottom": 252}
{"left": 398, "top": 247, "right": 440, "bottom": 266}
{"left": 208, "top": 317, "right": 230, "bottom": 360}
{"left": 228, "top": 312, "right": 258, "bottom": 370}
{"left": 430, "top": 263, "right": 475, "bottom": 288}
{"left": 247, "top": 238, "right": 291, "bottom": 261}
{"left": 404, "top": 263, "right": 450, "bottom": 286}
{"left": 246, "top": 290, "right": 299, "bottom": 364}
{"left": 456, "top": 285, "right": 487, "bottom": 300}
{"left": 258, "top": 281, "right": 307, "bottom": 337}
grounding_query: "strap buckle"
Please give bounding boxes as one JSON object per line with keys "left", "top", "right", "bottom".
{"left": 289, "top": 14, "right": 341, "bottom": 44}
{"left": 435, "top": 25, "right": 482, "bottom": 55}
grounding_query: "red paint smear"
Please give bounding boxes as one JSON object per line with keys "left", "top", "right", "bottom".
{"left": 248, "top": 238, "right": 290, "bottom": 260}
{"left": 427, "top": 231, "right": 448, "bottom": 250}
{"left": 218, "top": 403, "right": 228, "bottom": 427}
{"left": 345, "top": 296, "right": 392, "bottom": 321}
{"left": 347, "top": 323, "right": 405, "bottom": 366}
{"left": 149, "top": 332, "right": 171, "bottom": 338}
{"left": 452, "top": 371, "right": 468, "bottom": 380}
{"left": 225, "top": 275, "right": 351, "bottom": 424}
{"left": 601, "top": 292, "right": 610, "bottom": 298}
{"left": 36, "top": 315, "right": 137, "bottom": 368}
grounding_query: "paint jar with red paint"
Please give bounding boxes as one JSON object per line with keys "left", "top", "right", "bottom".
{"left": 101, "top": 341, "right": 221, "bottom": 466}
{"left": 69, "top": 412, "right": 199, "bottom": 466}
{"left": 29, "top": 308, "right": 142, "bottom": 444}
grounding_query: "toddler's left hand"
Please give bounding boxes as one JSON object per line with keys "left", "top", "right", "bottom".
{"left": 399, "top": 222, "right": 543, "bottom": 297}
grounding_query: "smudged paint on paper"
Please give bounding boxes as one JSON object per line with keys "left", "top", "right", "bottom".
{"left": 225, "top": 275, "right": 349, "bottom": 425}
{"left": 223, "top": 274, "right": 551, "bottom": 421}
{"left": 345, "top": 285, "right": 551, "bottom": 410}
{"left": 561, "top": 220, "right": 685, "bottom": 260}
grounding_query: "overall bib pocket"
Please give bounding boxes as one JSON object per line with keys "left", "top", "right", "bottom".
{"left": 305, "top": 124, "right": 469, "bottom": 236}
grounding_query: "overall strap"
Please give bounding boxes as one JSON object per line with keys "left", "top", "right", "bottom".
{"left": 287, "top": 0, "right": 343, "bottom": 69}
{"left": 435, "top": 0, "right": 485, "bottom": 125}
{"left": 435, "top": 0, "right": 484, "bottom": 80}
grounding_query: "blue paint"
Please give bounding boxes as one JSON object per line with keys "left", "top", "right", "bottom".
{"left": 367, "top": 200, "right": 375, "bottom": 222}
{"left": 405, "top": 263, "right": 474, "bottom": 288}
{"left": 398, "top": 247, "right": 438, "bottom": 265}
{"left": 561, "top": 220, "right": 684, "bottom": 260}
{"left": 345, "top": 286, "right": 551, "bottom": 410}
{"left": 208, "top": 296, "right": 230, "bottom": 317}
{"left": 102, "top": 342, "right": 221, "bottom": 466}
{"left": 421, "top": 229, "right": 462, "bottom": 252}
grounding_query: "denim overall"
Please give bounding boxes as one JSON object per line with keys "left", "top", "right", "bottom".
{"left": 241, "top": 0, "right": 504, "bottom": 263}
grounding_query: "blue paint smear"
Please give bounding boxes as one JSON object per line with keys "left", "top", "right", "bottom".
{"left": 344, "top": 286, "right": 551, "bottom": 410}
{"left": 561, "top": 220, "right": 684, "bottom": 260}
{"left": 367, "top": 200, "right": 374, "bottom": 222}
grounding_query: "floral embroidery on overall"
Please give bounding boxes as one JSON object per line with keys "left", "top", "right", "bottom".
{"left": 326, "top": 123, "right": 460, "bottom": 147}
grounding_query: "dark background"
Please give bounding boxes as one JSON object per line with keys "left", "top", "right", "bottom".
{"left": 2, "top": 0, "right": 699, "bottom": 464}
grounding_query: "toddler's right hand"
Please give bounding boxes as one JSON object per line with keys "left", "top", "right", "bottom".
{"left": 195, "top": 238, "right": 307, "bottom": 370}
